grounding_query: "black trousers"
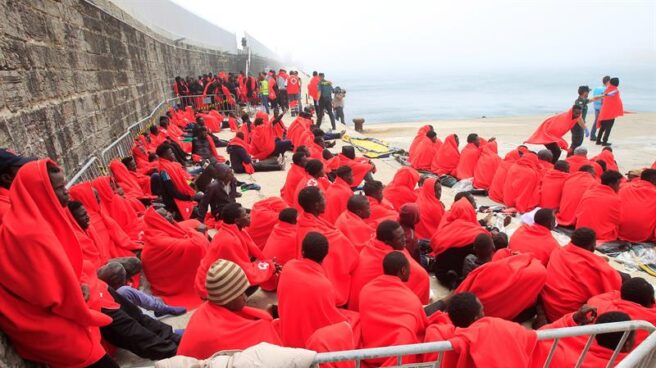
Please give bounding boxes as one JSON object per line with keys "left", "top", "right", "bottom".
{"left": 86, "top": 354, "right": 119, "bottom": 368}
{"left": 317, "top": 98, "right": 336, "bottom": 130}
{"left": 278, "top": 90, "right": 289, "bottom": 109}
{"left": 570, "top": 124, "right": 584, "bottom": 151}
{"left": 433, "top": 244, "right": 474, "bottom": 289}
{"left": 335, "top": 106, "right": 345, "bottom": 124}
{"left": 596, "top": 119, "right": 615, "bottom": 144}
{"left": 544, "top": 143, "right": 561, "bottom": 163}
{"left": 100, "top": 288, "right": 179, "bottom": 360}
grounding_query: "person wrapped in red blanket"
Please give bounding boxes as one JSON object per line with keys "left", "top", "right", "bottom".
{"left": 142, "top": 207, "right": 208, "bottom": 309}
{"left": 575, "top": 170, "right": 623, "bottom": 242}
{"left": 539, "top": 160, "right": 570, "bottom": 209}
{"left": 281, "top": 151, "right": 309, "bottom": 205}
{"left": 293, "top": 159, "right": 332, "bottom": 210}
{"left": 455, "top": 134, "right": 489, "bottom": 180}
{"left": 431, "top": 134, "right": 460, "bottom": 176}
{"left": 324, "top": 166, "right": 354, "bottom": 224}
{"left": 508, "top": 208, "right": 560, "bottom": 266}
{"left": 592, "top": 147, "right": 619, "bottom": 172}
{"left": 555, "top": 165, "right": 597, "bottom": 226}
{"left": 414, "top": 177, "right": 445, "bottom": 240}
{"left": 333, "top": 146, "right": 375, "bottom": 187}
{"left": 541, "top": 227, "right": 622, "bottom": 322}
{"left": 502, "top": 151, "right": 542, "bottom": 213}
{"left": 383, "top": 166, "right": 420, "bottom": 211}
{"left": 525, "top": 106, "right": 585, "bottom": 162}
{"left": 335, "top": 195, "right": 376, "bottom": 252}
{"left": 156, "top": 143, "right": 198, "bottom": 220}
{"left": 263, "top": 208, "right": 299, "bottom": 265}
{"left": 246, "top": 197, "right": 289, "bottom": 250}
{"left": 178, "top": 259, "right": 281, "bottom": 359}
{"left": 618, "top": 169, "right": 656, "bottom": 242}
{"left": 408, "top": 125, "right": 434, "bottom": 164}
{"left": 488, "top": 146, "right": 525, "bottom": 203}
{"left": 363, "top": 180, "right": 398, "bottom": 228}
{"left": 109, "top": 157, "right": 154, "bottom": 200}
{"left": 92, "top": 176, "right": 144, "bottom": 241}
{"left": 410, "top": 130, "right": 442, "bottom": 171}
{"left": 472, "top": 140, "right": 500, "bottom": 190}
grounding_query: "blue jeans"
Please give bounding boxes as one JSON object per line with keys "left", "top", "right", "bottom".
{"left": 260, "top": 94, "right": 270, "bottom": 113}
{"left": 117, "top": 286, "right": 168, "bottom": 313}
{"left": 590, "top": 109, "right": 600, "bottom": 139}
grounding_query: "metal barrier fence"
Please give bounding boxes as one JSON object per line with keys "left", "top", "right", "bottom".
{"left": 312, "top": 320, "right": 656, "bottom": 368}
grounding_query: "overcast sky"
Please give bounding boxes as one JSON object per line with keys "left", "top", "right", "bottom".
{"left": 171, "top": 0, "right": 655, "bottom": 74}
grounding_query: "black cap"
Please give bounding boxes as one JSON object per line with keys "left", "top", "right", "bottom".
{"left": 0, "top": 149, "right": 36, "bottom": 172}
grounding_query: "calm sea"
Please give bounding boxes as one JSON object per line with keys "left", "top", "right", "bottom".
{"left": 329, "top": 67, "right": 656, "bottom": 124}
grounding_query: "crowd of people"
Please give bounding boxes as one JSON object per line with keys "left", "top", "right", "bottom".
{"left": 0, "top": 68, "right": 655, "bottom": 368}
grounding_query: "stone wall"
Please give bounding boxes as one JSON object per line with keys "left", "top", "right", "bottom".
{"left": 0, "top": 0, "right": 278, "bottom": 174}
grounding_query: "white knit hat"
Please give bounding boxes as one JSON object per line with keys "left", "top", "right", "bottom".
{"left": 206, "top": 259, "right": 249, "bottom": 305}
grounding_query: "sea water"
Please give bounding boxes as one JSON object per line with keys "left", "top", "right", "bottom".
{"left": 328, "top": 66, "right": 656, "bottom": 124}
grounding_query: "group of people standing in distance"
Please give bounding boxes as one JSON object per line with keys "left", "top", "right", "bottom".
{"left": 0, "top": 66, "right": 654, "bottom": 368}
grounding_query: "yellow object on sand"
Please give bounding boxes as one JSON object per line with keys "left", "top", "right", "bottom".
{"left": 342, "top": 134, "right": 403, "bottom": 159}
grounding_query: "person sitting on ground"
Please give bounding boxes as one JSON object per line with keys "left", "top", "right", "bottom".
{"left": 566, "top": 146, "right": 599, "bottom": 175}
{"left": 431, "top": 134, "right": 460, "bottom": 176}
{"left": 227, "top": 132, "right": 283, "bottom": 174}
{"left": 408, "top": 125, "right": 434, "bottom": 163}
{"left": 592, "top": 146, "right": 619, "bottom": 172}
{"left": 92, "top": 175, "right": 145, "bottom": 239}
{"left": 508, "top": 208, "right": 560, "bottom": 266}
{"left": 178, "top": 259, "right": 281, "bottom": 359}
{"left": 525, "top": 105, "right": 585, "bottom": 162}
{"left": 472, "top": 139, "right": 501, "bottom": 190}
{"left": 335, "top": 195, "right": 376, "bottom": 252}
{"left": 296, "top": 186, "right": 359, "bottom": 306}
{"left": 555, "top": 165, "right": 597, "bottom": 226}
{"left": 156, "top": 143, "right": 202, "bottom": 220}
{"left": 488, "top": 146, "right": 526, "bottom": 202}
{"left": 502, "top": 151, "right": 542, "bottom": 213}
{"left": 360, "top": 252, "right": 430, "bottom": 366}
{"left": 195, "top": 204, "right": 279, "bottom": 298}
{"left": 383, "top": 167, "right": 421, "bottom": 211}
{"left": 109, "top": 156, "right": 154, "bottom": 200}
{"left": 197, "top": 163, "right": 240, "bottom": 223}
{"left": 539, "top": 160, "right": 570, "bottom": 209}
{"left": 324, "top": 166, "right": 354, "bottom": 223}
{"left": 246, "top": 197, "right": 289, "bottom": 250}
{"left": 349, "top": 220, "right": 429, "bottom": 311}
{"left": 281, "top": 150, "right": 309, "bottom": 205}
{"left": 0, "top": 149, "right": 35, "bottom": 224}
{"left": 262, "top": 208, "right": 299, "bottom": 266}
{"left": 461, "top": 233, "right": 495, "bottom": 279}
{"left": 332, "top": 146, "right": 376, "bottom": 186}
{"left": 455, "top": 134, "right": 490, "bottom": 180}
{"left": 250, "top": 116, "right": 293, "bottom": 160}
{"left": 618, "top": 168, "right": 656, "bottom": 242}
{"left": 410, "top": 130, "right": 442, "bottom": 171}
{"left": 293, "top": 159, "right": 331, "bottom": 209}
{"left": 191, "top": 126, "right": 224, "bottom": 162}
{"left": 414, "top": 177, "right": 445, "bottom": 239}
{"left": 540, "top": 227, "right": 623, "bottom": 322}
{"left": 399, "top": 203, "right": 422, "bottom": 264}
{"left": 277, "top": 232, "right": 359, "bottom": 348}
{"left": 575, "top": 170, "right": 623, "bottom": 241}
{"left": 363, "top": 179, "right": 398, "bottom": 227}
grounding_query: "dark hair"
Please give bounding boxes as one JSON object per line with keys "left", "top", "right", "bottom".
{"left": 278, "top": 208, "right": 298, "bottom": 224}
{"left": 254, "top": 118, "right": 264, "bottom": 126}
{"left": 121, "top": 156, "right": 134, "bottom": 167}
{"left": 334, "top": 166, "right": 352, "bottom": 181}
{"left": 534, "top": 208, "right": 554, "bottom": 229}
{"left": 302, "top": 231, "right": 328, "bottom": 263}
{"left": 155, "top": 143, "right": 172, "bottom": 157}
{"left": 298, "top": 186, "right": 322, "bottom": 212}
{"left": 571, "top": 227, "right": 596, "bottom": 249}
{"left": 602, "top": 75, "right": 611, "bottom": 84}
{"left": 221, "top": 203, "right": 243, "bottom": 224}
{"left": 46, "top": 162, "right": 61, "bottom": 174}
{"left": 235, "top": 132, "right": 245, "bottom": 140}
{"left": 305, "top": 159, "right": 324, "bottom": 177}
{"left": 341, "top": 146, "right": 356, "bottom": 160}
{"left": 312, "top": 128, "right": 325, "bottom": 138}
{"left": 578, "top": 86, "right": 590, "bottom": 95}
{"left": 554, "top": 160, "right": 570, "bottom": 173}
{"left": 640, "top": 169, "right": 656, "bottom": 183}
{"left": 466, "top": 133, "right": 478, "bottom": 143}
{"left": 447, "top": 292, "right": 482, "bottom": 328}
{"left": 579, "top": 165, "right": 596, "bottom": 175}
{"left": 347, "top": 195, "right": 369, "bottom": 213}
{"left": 609, "top": 77, "right": 619, "bottom": 87}
{"left": 383, "top": 251, "right": 408, "bottom": 276}
{"left": 363, "top": 180, "right": 384, "bottom": 196}
{"left": 537, "top": 149, "right": 553, "bottom": 163}
{"left": 620, "top": 277, "right": 655, "bottom": 308}
{"left": 376, "top": 220, "right": 401, "bottom": 243}
{"left": 292, "top": 151, "right": 308, "bottom": 166}
{"left": 601, "top": 170, "right": 623, "bottom": 186}
{"left": 492, "top": 232, "right": 509, "bottom": 250}
{"left": 427, "top": 131, "right": 438, "bottom": 139}
{"left": 149, "top": 125, "right": 159, "bottom": 134}
{"left": 596, "top": 160, "right": 607, "bottom": 172}
{"left": 595, "top": 311, "right": 632, "bottom": 350}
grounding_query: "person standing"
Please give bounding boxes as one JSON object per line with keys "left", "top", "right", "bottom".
{"left": 276, "top": 69, "right": 289, "bottom": 110}
{"left": 571, "top": 86, "right": 603, "bottom": 151}
{"left": 317, "top": 73, "right": 337, "bottom": 131}
{"left": 258, "top": 73, "right": 270, "bottom": 114}
{"left": 590, "top": 76, "right": 611, "bottom": 141}
{"left": 308, "top": 71, "right": 320, "bottom": 112}
{"left": 333, "top": 87, "right": 346, "bottom": 126}
{"left": 596, "top": 77, "right": 623, "bottom": 147}
{"left": 287, "top": 71, "right": 302, "bottom": 113}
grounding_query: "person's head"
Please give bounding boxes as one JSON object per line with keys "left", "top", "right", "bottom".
{"left": 302, "top": 231, "right": 329, "bottom": 264}
{"left": 96, "top": 262, "right": 127, "bottom": 290}
{"left": 620, "top": 277, "right": 655, "bottom": 308}
{"left": 319, "top": 73, "right": 325, "bottom": 80}
{"left": 427, "top": 130, "right": 438, "bottom": 142}
{"left": 376, "top": 220, "right": 406, "bottom": 250}
{"left": 383, "top": 251, "right": 410, "bottom": 282}
{"left": 432, "top": 179, "right": 443, "bottom": 200}
{"left": 292, "top": 151, "right": 308, "bottom": 167}
{"left": 304, "top": 159, "right": 325, "bottom": 178}
{"left": 296, "top": 145, "right": 311, "bottom": 156}
{"left": 447, "top": 292, "right": 484, "bottom": 328}
{"left": 570, "top": 227, "right": 597, "bottom": 252}
{"left": 554, "top": 160, "right": 570, "bottom": 173}
{"left": 0, "top": 149, "right": 35, "bottom": 189}
{"left": 610, "top": 77, "right": 620, "bottom": 87}
{"left": 601, "top": 170, "right": 623, "bottom": 192}
{"left": 640, "top": 169, "right": 656, "bottom": 185}
{"left": 221, "top": 203, "right": 250, "bottom": 229}
{"left": 196, "top": 116, "right": 205, "bottom": 125}
{"left": 312, "top": 71, "right": 318, "bottom": 77}
{"left": 214, "top": 163, "right": 235, "bottom": 184}
{"left": 466, "top": 133, "right": 480, "bottom": 146}
{"left": 537, "top": 149, "right": 553, "bottom": 163}
{"left": 298, "top": 186, "right": 326, "bottom": 215}
{"left": 206, "top": 259, "right": 249, "bottom": 311}
{"left": 341, "top": 146, "right": 356, "bottom": 160}
{"left": 579, "top": 164, "right": 596, "bottom": 177}
{"left": 398, "top": 203, "right": 420, "bottom": 228}
{"left": 453, "top": 134, "right": 460, "bottom": 146}
{"left": 595, "top": 312, "right": 635, "bottom": 352}
{"left": 347, "top": 195, "right": 371, "bottom": 220}
{"left": 278, "top": 207, "right": 298, "bottom": 225}
{"left": 602, "top": 75, "right": 611, "bottom": 85}
{"left": 121, "top": 156, "right": 137, "bottom": 172}
{"left": 573, "top": 146, "right": 588, "bottom": 157}
{"left": 155, "top": 143, "right": 175, "bottom": 161}
{"left": 454, "top": 191, "right": 476, "bottom": 209}
{"left": 334, "top": 166, "right": 354, "bottom": 185}
{"left": 47, "top": 163, "right": 68, "bottom": 207}
{"left": 67, "top": 201, "right": 90, "bottom": 230}
{"left": 149, "top": 125, "right": 159, "bottom": 135}
{"left": 253, "top": 117, "right": 264, "bottom": 126}
{"left": 159, "top": 116, "right": 170, "bottom": 129}
{"left": 155, "top": 207, "right": 175, "bottom": 223}
{"left": 596, "top": 160, "right": 607, "bottom": 172}
{"left": 235, "top": 131, "right": 245, "bottom": 141}
{"left": 572, "top": 105, "right": 583, "bottom": 119}
{"left": 534, "top": 208, "right": 556, "bottom": 230}
{"left": 578, "top": 85, "right": 590, "bottom": 98}
{"left": 364, "top": 180, "right": 385, "bottom": 201}
{"left": 492, "top": 232, "right": 509, "bottom": 250}
{"left": 473, "top": 233, "right": 495, "bottom": 261}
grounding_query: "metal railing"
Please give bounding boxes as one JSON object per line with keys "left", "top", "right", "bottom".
{"left": 312, "top": 320, "right": 656, "bottom": 368}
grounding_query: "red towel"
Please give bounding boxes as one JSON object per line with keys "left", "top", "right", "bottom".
{"left": 508, "top": 223, "right": 560, "bottom": 266}
{"left": 246, "top": 197, "right": 288, "bottom": 249}
{"left": 597, "top": 85, "right": 624, "bottom": 126}
{"left": 555, "top": 171, "right": 597, "bottom": 226}
{"left": 430, "top": 198, "right": 487, "bottom": 256}
{"left": 177, "top": 303, "right": 281, "bottom": 359}
{"left": 324, "top": 177, "right": 353, "bottom": 224}
{"left": 431, "top": 134, "right": 460, "bottom": 175}
{"left": 502, "top": 153, "right": 542, "bottom": 213}
{"left": 618, "top": 179, "right": 656, "bottom": 242}
{"left": 335, "top": 210, "right": 375, "bottom": 252}
{"left": 525, "top": 109, "right": 579, "bottom": 150}
{"left": 541, "top": 244, "right": 622, "bottom": 322}
{"left": 383, "top": 167, "right": 420, "bottom": 211}
{"left": 455, "top": 253, "right": 547, "bottom": 320}
{"left": 539, "top": 168, "right": 569, "bottom": 209}
{"left": 415, "top": 177, "right": 445, "bottom": 239}
{"left": 472, "top": 141, "right": 500, "bottom": 190}
{"left": 455, "top": 143, "right": 482, "bottom": 180}
{"left": 575, "top": 184, "right": 621, "bottom": 241}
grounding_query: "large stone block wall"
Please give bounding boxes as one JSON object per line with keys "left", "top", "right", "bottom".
{"left": 0, "top": 0, "right": 277, "bottom": 175}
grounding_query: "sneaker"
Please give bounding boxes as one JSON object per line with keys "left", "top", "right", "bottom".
{"left": 595, "top": 141, "right": 602, "bottom": 145}
{"left": 589, "top": 136, "right": 597, "bottom": 141}
{"left": 601, "top": 142, "right": 612, "bottom": 147}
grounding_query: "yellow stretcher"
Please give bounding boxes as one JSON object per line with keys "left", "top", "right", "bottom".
{"left": 342, "top": 135, "right": 404, "bottom": 159}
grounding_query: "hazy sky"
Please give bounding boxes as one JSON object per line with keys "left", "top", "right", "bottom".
{"left": 171, "top": 0, "right": 655, "bottom": 74}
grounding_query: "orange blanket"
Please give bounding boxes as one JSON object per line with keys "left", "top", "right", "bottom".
{"left": 365, "top": 195, "right": 398, "bottom": 227}
{"left": 597, "top": 85, "right": 624, "bottom": 125}
{"left": 281, "top": 164, "right": 306, "bottom": 205}
{"left": 455, "top": 143, "right": 482, "bottom": 180}
{"left": 410, "top": 137, "right": 442, "bottom": 171}
{"left": 430, "top": 198, "right": 487, "bottom": 256}
{"left": 246, "top": 197, "right": 288, "bottom": 249}
{"left": 262, "top": 221, "right": 298, "bottom": 265}
{"left": 588, "top": 290, "right": 656, "bottom": 345}
{"left": 324, "top": 177, "right": 353, "bottom": 224}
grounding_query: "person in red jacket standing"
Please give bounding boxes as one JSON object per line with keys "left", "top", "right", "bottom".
{"left": 308, "top": 71, "right": 320, "bottom": 112}
{"left": 596, "top": 77, "right": 624, "bottom": 146}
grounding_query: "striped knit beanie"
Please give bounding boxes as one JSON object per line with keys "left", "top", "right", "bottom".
{"left": 205, "top": 259, "right": 250, "bottom": 305}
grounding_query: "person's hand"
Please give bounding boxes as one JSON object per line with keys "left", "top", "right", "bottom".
{"left": 573, "top": 305, "right": 597, "bottom": 325}
{"left": 488, "top": 137, "right": 496, "bottom": 142}
{"left": 196, "top": 224, "right": 207, "bottom": 234}
{"left": 81, "top": 284, "right": 90, "bottom": 302}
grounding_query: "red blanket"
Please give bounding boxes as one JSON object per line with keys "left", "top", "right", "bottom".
{"left": 199, "top": 113, "right": 221, "bottom": 133}
{"left": 410, "top": 137, "right": 442, "bottom": 171}
{"left": 333, "top": 154, "right": 374, "bottom": 186}
{"left": 0, "top": 187, "right": 10, "bottom": 225}
{"left": 335, "top": 210, "right": 375, "bottom": 252}
{"left": 539, "top": 168, "right": 569, "bottom": 209}
{"left": 159, "top": 158, "right": 196, "bottom": 220}
{"left": 618, "top": 179, "right": 656, "bottom": 242}
{"left": 0, "top": 160, "right": 111, "bottom": 368}
{"left": 431, "top": 134, "right": 460, "bottom": 175}
{"left": 588, "top": 290, "right": 656, "bottom": 345}
{"left": 306, "top": 322, "right": 358, "bottom": 368}
{"left": 415, "top": 177, "right": 445, "bottom": 239}
{"left": 142, "top": 207, "right": 208, "bottom": 309}
{"left": 324, "top": 177, "right": 353, "bottom": 224}
{"left": 383, "top": 167, "right": 420, "bottom": 211}
{"left": 360, "top": 275, "right": 428, "bottom": 366}
{"left": 277, "top": 258, "right": 357, "bottom": 348}
{"left": 541, "top": 244, "right": 622, "bottom": 322}
{"left": 508, "top": 223, "right": 560, "bottom": 266}
{"left": 488, "top": 148, "right": 523, "bottom": 203}
{"left": 250, "top": 122, "right": 277, "bottom": 160}
{"left": 262, "top": 221, "right": 298, "bottom": 265}
{"left": 430, "top": 198, "right": 487, "bottom": 256}
{"left": 566, "top": 155, "right": 596, "bottom": 174}
{"left": 297, "top": 212, "right": 359, "bottom": 306}
{"left": 177, "top": 303, "right": 281, "bottom": 359}
{"left": 575, "top": 184, "right": 621, "bottom": 241}
{"left": 366, "top": 195, "right": 399, "bottom": 227}
{"left": 502, "top": 153, "right": 542, "bottom": 213}
{"left": 246, "top": 197, "right": 288, "bottom": 249}
{"left": 408, "top": 125, "right": 432, "bottom": 163}
{"left": 288, "top": 116, "right": 313, "bottom": 147}
{"left": 455, "top": 253, "right": 547, "bottom": 320}
{"left": 472, "top": 141, "right": 500, "bottom": 190}
{"left": 228, "top": 136, "right": 254, "bottom": 174}
{"left": 195, "top": 223, "right": 275, "bottom": 298}
{"left": 92, "top": 176, "right": 144, "bottom": 241}
{"left": 525, "top": 109, "right": 579, "bottom": 149}
{"left": 555, "top": 171, "right": 597, "bottom": 226}
{"left": 108, "top": 159, "right": 151, "bottom": 200}
{"left": 591, "top": 149, "right": 619, "bottom": 172}
{"left": 597, "top": 85, "right": 624, "bottom": 125}
{"left": 281, "top": 164, "right": 306, "bottom": 205}
{"left": 455, "top": 143, "right": 482, "bottom": 180}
